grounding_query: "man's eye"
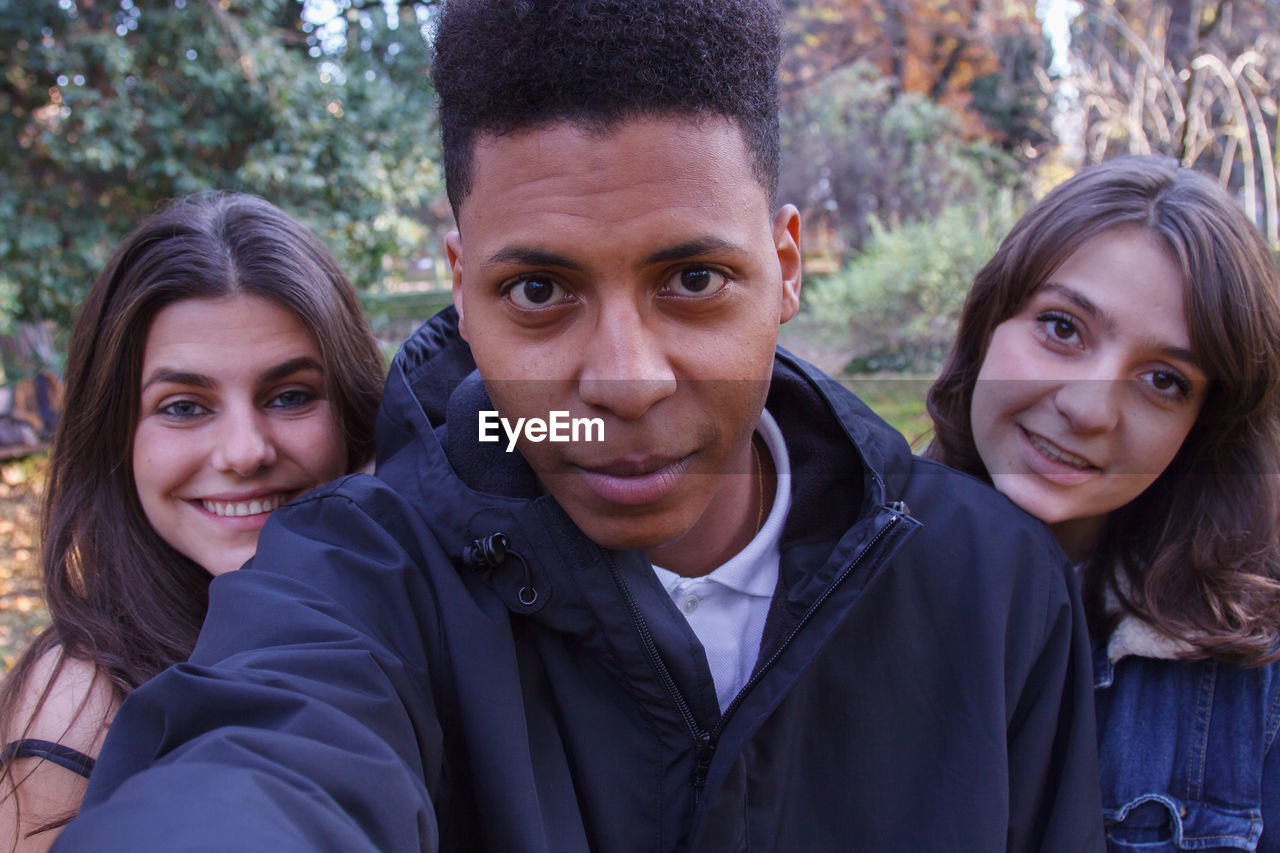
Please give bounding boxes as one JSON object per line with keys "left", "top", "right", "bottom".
{"left": 504, "top": 277, "right": 568, "bottom": 310}
{"left": 665, "top": 267, "right": 729, "bottom": 297}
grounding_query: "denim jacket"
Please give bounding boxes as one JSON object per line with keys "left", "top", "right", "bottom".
{"left": 1093, "top": 616, "right": 1280, "bottom": 851}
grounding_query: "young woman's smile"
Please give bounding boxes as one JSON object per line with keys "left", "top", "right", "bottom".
{"left": 970, "top": 226, "right": 1206, "bottom": 560}
{"left": 132, "top": 294, "right": 348, "bottom": 576}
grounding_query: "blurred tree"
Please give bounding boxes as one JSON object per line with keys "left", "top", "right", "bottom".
{"left": 782, "top": 0, "right": 1055, "bottom": 156}
{"left": 1069, "top": 0, "right": 1280, "bottom": 245}
{"left": 803, "top": 191, "right": 1020, "bottom": 374}
{"left": 0, "top": 0, "right": 443, "bottom": 327}
{"left": 779, "top": 62, "right": 1023, "bottom": 260}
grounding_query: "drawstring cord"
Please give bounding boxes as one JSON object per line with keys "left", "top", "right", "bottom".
{"left": 463, "top": 532, "right": 539, "bottom": 606}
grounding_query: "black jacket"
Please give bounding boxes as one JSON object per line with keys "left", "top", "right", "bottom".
{"left": 62, "top": 309, "right": 1104, "bottom": 852}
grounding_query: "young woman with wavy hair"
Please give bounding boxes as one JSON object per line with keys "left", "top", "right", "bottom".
{"left": 928, "top": 155, "right": 1280, "bottom": 850}
{"left": 0, "top": 192, "right": 386, "bottom": 850}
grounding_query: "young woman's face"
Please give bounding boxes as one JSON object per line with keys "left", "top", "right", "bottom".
{"left": 132, "top": 293, "right": 348, "bottom": 576}
{"left": 969, "top": 226, "right": 1206, "bottom": 561}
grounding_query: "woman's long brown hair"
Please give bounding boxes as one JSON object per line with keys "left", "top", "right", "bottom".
{"left": 927, "top": 156, "right": 1280, "bottom": 665}
{"left": 0, "top": 192, "right": 386, "bottom": 838}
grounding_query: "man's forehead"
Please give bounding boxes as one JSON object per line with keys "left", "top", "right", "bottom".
{"left": 457, "top": 115, "right": 769, "bottom": 232}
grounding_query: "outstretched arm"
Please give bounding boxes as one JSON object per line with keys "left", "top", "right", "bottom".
{"left": 53, "top": 478, "right": 448, "bottom": 852}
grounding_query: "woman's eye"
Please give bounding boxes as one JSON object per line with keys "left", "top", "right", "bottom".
{"left": 1142, "top": 369, "right": 1191, "bottom": 400}
{"left": 1036, "top": 311, "right": 1080, "bottom": 344}
{"left": 159, "top": 399, "right": 209, "bottom": 418}
{"left": 269, "top": 389, "right": 316, "bottom": 409}
{"left": 665, "top": 267, "right": 729, "bottom": 298}
{"left": 503, "top": 277, "right": 568, "bottom": 311}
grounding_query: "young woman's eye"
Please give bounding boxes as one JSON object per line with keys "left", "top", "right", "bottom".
{"left": 1036, "top": 311, "right": 1080, "bottom": 344}
{"left": 1142, "top": 369, "right": 1191, "bottom": 400}
{"left": 159, "top": 399, "right": 210, "bottom": 418}
{"left": 664, "top": 267, "right": 730, "bottom": 298}
{"left": 502, "top": 277, "right": 570, "bottom": 311}
{"left": 269, "top": 389, "right": 317, "bottom": 409}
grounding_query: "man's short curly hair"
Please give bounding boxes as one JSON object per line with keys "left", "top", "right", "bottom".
{"left": 431, "top": 0, "right": 783, "bottom": 217}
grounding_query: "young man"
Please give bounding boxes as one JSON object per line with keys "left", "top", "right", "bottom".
{"left": 58, "top": 1, "right": 1103, "bottom": 850}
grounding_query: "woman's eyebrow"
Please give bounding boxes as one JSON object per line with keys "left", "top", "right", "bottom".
{"left": 140, "top": 369, "right": 214, "bottom": 391}
{"left": 1038, "top": 282, "right": 1113, "bottom": 333}
{"left": 1039, "top": 282, "right": 1202, "bottom": 371}
{"left": 259, "top": 357, "right": 325, "bottom": 385}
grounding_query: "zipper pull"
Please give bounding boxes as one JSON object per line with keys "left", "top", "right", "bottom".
{"left": 692, "top": 732, "right": 715, "bottom": 795}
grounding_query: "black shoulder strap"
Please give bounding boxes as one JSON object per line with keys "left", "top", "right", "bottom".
{"left": 1, "top": 738, "right": 95, "bottom": 779}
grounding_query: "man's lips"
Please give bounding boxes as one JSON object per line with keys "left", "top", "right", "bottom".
{"left": 1019, "top": 427, "right": 1101, "bottom": 485}
{"left": 573, "top": 454, "right": 692, "bottom": 506}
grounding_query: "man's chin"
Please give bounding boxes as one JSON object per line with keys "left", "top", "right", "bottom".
{"left": 566, "top": 509, "right": 688, "bottom": 556}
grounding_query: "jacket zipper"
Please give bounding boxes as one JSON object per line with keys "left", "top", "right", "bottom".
{"left": 603, "top": 551, "right": 712, "bottom": 774}
{"left": 605, "top": 512, "right": 904, "bottom": 801}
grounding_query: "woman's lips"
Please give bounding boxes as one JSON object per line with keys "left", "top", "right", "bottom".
{"left": 1019, "top": 427, "right": 1101, "bottom": 486}
{"left": 188, "top": 489, "right": 300, "bottom": 528}
{"left": 574, "top": 455, "right": 691, "bottom": 506}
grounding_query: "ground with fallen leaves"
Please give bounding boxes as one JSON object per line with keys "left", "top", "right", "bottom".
{"left": 0, "top": 455, "right": 48, "bottom": 673}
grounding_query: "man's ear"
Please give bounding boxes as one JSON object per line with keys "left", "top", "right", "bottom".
{"left": 773, "top": 204, "right": 802, "bottom": 324}
{"left": 445, "top": 230, "right": 468, "bottom": 341}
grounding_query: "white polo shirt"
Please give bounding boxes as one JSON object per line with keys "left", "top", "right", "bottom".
{"left": 651, "top": 408, "right": 791, "bottom": 711}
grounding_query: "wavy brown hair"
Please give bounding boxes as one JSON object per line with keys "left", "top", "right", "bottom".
{"left": 927, "top": 156, "right": 1280, "bottom": 665}
{"left": 0, "top": 192, "right": 386, "bottom": 835}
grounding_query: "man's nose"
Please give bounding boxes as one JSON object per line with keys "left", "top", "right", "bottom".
{"left": 577, "top": 300, "right": 677, "bottom": 420}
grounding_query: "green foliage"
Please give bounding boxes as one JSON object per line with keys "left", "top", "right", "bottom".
{"left": 843, "top": 378, "right": 934, "bottom": 449}
{"left": 780, "top": 63, "right": 1024, "bottom": 253}
{"left": 803, "top": 193, "right": 1019, "bottom": 374}
{"left": 0, "top": 0, "right": 442, "bottom": 325}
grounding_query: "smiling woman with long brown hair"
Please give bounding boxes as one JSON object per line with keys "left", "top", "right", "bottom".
{"left": 928, "top": 155, "right": 1280, "bottom": 849}
{"left": 0, "top": 192, "right": 385, "bottom": 851}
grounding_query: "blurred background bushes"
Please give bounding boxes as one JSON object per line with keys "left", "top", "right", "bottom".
{"left": 1, "top": 0, "right": 1278, "bottom": 374}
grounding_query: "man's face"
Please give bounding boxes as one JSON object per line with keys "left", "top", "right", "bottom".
{"left": 448, "top": 116, "right": 801, "bottom": 574}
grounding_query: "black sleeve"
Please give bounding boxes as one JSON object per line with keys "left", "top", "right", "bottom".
{"left": 1006, "top": 557, "right": 1106, "bottom": 852}
{"left": 54, "top": 479, "right": 448, "bottom": 852}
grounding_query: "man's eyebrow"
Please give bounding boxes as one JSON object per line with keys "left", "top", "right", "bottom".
{"left": 141, "top": 369, "right": 214, "bottom": 392}
{"left": 259, "top": 357, "right": 325, "bottom": 385}
{"left": 643, "top": 237, "right": 746, "bottom": 266}
{"left": 487, "top": 246, "right": 584, "bottom": 271}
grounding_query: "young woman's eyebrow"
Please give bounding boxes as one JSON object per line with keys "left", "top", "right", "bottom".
{"left": 258, "top": 357, "right": 325, "bottom": 385}
{"left": 1145, "top": 342, "right": 1202, "bottom": 372}
{"left": 141, "top": 369, "right": 214, "bottom": 391}
{"left": 1038, "top": 282, "right": 1113, "bottom": 332}
{"left": 1040, "top": 282, "right": 1202, "bottom": 371}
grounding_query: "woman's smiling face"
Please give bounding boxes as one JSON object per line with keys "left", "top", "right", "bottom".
{"left": 970, "top": 226, "right": 1206, "bottom": 561}
{"left": 132, "top": 293, "right": 348, "bottom": 576}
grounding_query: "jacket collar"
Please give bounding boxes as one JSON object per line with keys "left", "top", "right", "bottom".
{"left": 376, "top": 307, "right": 916, "bottom": 614}
{"left": 1099, "top": 580, "right": 1195, "bottom": 666}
